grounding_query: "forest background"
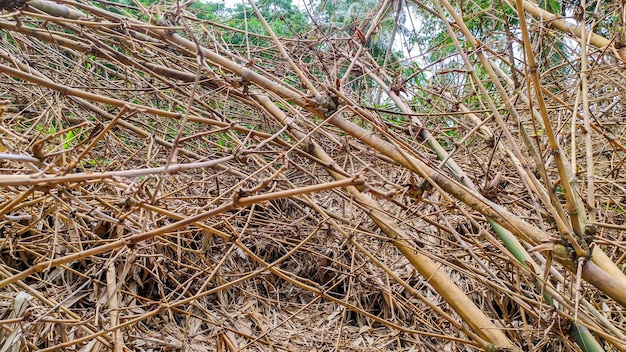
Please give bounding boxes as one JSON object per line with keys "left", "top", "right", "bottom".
{"left": 0, "top": 0, "right": 626, "bottom": 350}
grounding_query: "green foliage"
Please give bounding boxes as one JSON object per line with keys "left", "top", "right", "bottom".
{"left": 194, "top": 0, "right": 310, "bottom": 45}
{"left": 316, "top": 0, "right": 378, "bottom": 25}
{"left": 64, "top": 128, "right": 80, "bottom": 149}
{"left": 188, "top": 1, "right": 228, "bottom": 21}
{"left": 80, "top": 158, "right": 112, "bottom": 168}
{"left": 386, "top": 113, "right": 407, "bottom": 126}
{"left": 216, "top": 131, "right": 232, "bottom": 149}
{"left": 538, "top": 0, "right": 561, "bottom": 14}
{"left": 36, "top": 124, "right": 57, "bottom": 135}
{"left": 463, "top": 0, "right": 518, "bottom": 40}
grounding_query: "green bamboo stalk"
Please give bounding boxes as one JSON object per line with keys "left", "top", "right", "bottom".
{"left": 434, "top": 0, "right": 626, "bottom": 303}
{"left": 326, "top": 112, "right": 626, "bottom": 307}
{"left": 570, "top": 325, "right": 606, "bottom": 352}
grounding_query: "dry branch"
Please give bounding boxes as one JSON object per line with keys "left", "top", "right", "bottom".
{"left": 1, "top": 0, "right": 626, "bottom": 350}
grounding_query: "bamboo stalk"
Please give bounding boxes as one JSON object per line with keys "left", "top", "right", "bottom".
{"left": 254, "top": 94, "right": 515, "bottom": 348}
{"left": 512, "top": 0, "right": 587, "bottom": 249}
{"left": 510, "top": 0, "right": 626, "bottom": 63}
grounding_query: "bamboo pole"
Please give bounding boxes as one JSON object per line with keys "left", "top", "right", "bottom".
{"left": 254, "top": 94, "right": 515, "bottom": 349}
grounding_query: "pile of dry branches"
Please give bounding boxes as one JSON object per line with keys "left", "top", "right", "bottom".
{"left": 0, "top": 0, "right": 625, "bottom": 350}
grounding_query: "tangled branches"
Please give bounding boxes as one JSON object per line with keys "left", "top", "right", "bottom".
{"left": 0, "top": 0, "right": 626, "bottom": 350}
